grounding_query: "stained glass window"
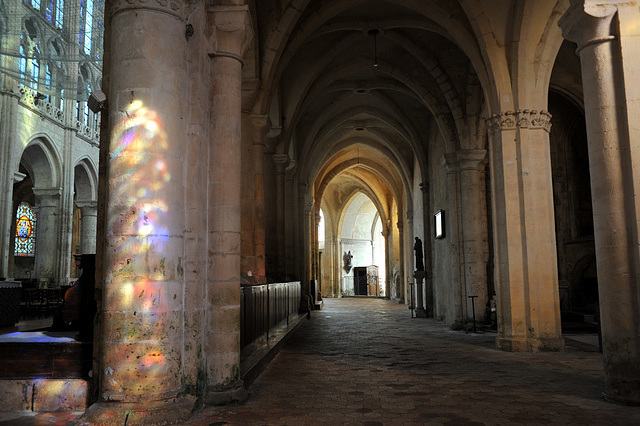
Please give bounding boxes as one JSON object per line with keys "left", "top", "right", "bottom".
{"left": 15, "top": 202, "right": 36, "bottom": 257}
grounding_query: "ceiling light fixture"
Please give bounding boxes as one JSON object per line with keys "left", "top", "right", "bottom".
{"left": 368, "top": 28, "right": 380, "bottom": 67}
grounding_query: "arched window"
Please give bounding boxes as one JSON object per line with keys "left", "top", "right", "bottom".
{"left": 15, "top": 202, "right": 37, "bottom": 257}
{"left": 25, "top": 0, "right": 63, "bottom": 29}
{"left": 55, "top": 1, "right": 64, "bottom": 29}
{"left": 18, "top": 43, "right": 27, "bottom": 85}
{"left": 30, "top": 45, "right": 40, "bottom": 89}
{"left": 79, "top": 0, "right": 103, "bottom": 58}
{"left": 79, "top": 0, "right": 94, "bottom": 55}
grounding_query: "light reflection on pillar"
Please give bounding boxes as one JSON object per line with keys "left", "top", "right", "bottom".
{"left": 104, "top": 101, "right": 178, "bottom": 399}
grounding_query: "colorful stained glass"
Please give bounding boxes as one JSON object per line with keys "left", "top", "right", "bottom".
{"left": 15, "top": 202, "right": 36, "bottom": 257}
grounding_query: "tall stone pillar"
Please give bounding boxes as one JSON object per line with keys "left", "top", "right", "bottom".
{"left": 0, "top": 99, "right": 18, "bottom": 280}
{"left": 33, "top": 187, "right": 61, "bottom": 284}
{"left": 456, "top": 149, "right": 489, "bottom": 323}
{"left": 205, "top": 4, "right": 252, "bottom": 404}
{"left": 273, "top": 154, "right": 288, "bottom": 281}
{"left": 486, "top": 109, "right": 563, "bottom": 352}
{"left": 82, "top": 1, "right": 192, "bottom": 422}
{"left": 442, "top": 154, "right": 464, "bottom": 324}
{"left": 251, "top": 115, "right": 269, "bottom": 284}
{"left": 560, "top": 0, "right": 640, "bottom": 404}
{"left": 420, "top": 182, "right": 434, "bottom": 317}
{"left": 76, "top": 200, "right": 97, "bottom": 254}
{"left": 396, "top": 219, "right": 405, "bottom": 303}
{"left": 381, "top": 227, "right": 391, "bottom": 298}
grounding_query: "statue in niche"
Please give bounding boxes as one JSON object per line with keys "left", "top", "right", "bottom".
{"left": 343, "top": 251, "right": 353, "bottom": 273}
{"left": 414, "top": 237, "right": 425, "bottom": 271}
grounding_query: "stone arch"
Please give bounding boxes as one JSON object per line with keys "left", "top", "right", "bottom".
{"left": 73, "top": 156, "right": 98, "bottom": 202}
{"left": 17, "top": 135, "right": 62, "bottom": 188}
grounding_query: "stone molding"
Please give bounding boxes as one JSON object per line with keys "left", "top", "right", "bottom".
{"left": 112, "top": 0, "right": 184, "bottom": 19}
{"left": 486, "top": 109, "right": 552, "bottom": 134}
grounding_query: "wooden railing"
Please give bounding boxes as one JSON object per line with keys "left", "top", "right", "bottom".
{"left": 240, "top": 281, "right": 301, "bottom": 349}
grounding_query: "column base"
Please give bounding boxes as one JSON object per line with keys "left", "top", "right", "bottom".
{"left": 415, "top": 308, "right": 427, "bottom": 318}
{"left": 205, "top": 380, "right": 248, "bottom": 406}
{"left": 603, "top": 372, "right": 640, "bottom": 406}
{"left": 80, "top": 396, "right": 195, "bottom": 425}
{"left": 497, "top": 335, "right": 564, "bottom": 352}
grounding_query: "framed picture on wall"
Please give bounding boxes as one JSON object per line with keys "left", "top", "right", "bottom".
{"left": 434, "top": 210, "right": 445, "bottom": 239}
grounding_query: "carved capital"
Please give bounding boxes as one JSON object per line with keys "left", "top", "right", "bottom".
{"left": 485, "top": 110, "right": 552, "bottom": 135}
{"left": 456, "top": 149, "right": 488, "bottom": 172}
{"left": 32, "top": 187, "right": 62, "bottom": 207}
{"left": 441, "top": 153, "right": 458, "bottom": 173}
{"left": 251, "top": 114, "right": 270, "bottom": 143}
{"left": 559, "top": 0, "right": 619, "bottom": 53}
{"left": 112, "top": 0, "right": 184, "bottom": 19}
{"left": 207, "top": 5, "right": 254, "bottom": 64}
{"left": 76, "top": 200, "right": 99, "bottom": 217}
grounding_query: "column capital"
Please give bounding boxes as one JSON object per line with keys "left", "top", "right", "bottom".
{"left": 441, "top": 153, "right": 458, "bottom": 173}
{"left": 456, "top": 149, "right": 488, "bottom": 172}
{"left": 251, "top": 114, "right": 270, "bottom": 143}
{"left": 32, "top": 187, "right": 62, "bottom": 206}
{"left": 76, "top": 200, "right": 98, "bottom": 212}
{"left": 112, "top": 0, "right": 185, "bottom": 19}
{"left": 559, "top": 0, "right": 620, "bottom": 52}
{"left": 485, "top": 110, "right": 552, "bottom": 135}
{"left": 207, "top": 5, "right": 254, "bottom": 64}
{"left": 273, "top": 154, "right": 290, "bottom": 173}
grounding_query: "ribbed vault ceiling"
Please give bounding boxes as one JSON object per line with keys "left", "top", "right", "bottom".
{"left": 254, "top": 0, "right": 482, "bottom": 216}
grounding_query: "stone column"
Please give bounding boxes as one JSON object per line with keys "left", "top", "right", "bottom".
{"left": 420, "top": 183, "right": 434, "bottom": 317}
{"left": 33, "top": 187, "right": 62, "bottom": 284}
{"left": 273, "top": 154, "right": 288, "bottom": 281}
{"left": 396, "top": 219, "right": 405, "bottom": 303}
{"left": 205, "top": 4, "right": 252, "bottom": 405}
{"left": 456, "top": 149, "right": 489, "bottom": 323}
{"left": 560, "top": 0, "right": 640, "bottom": 404}
{"left": 442, "top": 154, "right": 465, "bottom": 325}
{"left": 486, "top": 110, "right": 563, "bottom": 352}
{"left": 381, "top": 227, "right": 390, "bottom": 298}
{"left": 0, "top": 100, "right": 18, "bottom": 280}
{"left": 315, "top": 211, "right": 322, "bottom": 299}
{"left": 251, "top": 114, "right": 269, "bottom": 284}
{"left": 76, "top": 200, "right": 97, "bottom": 254}
{"left": 82, "top": 1, "right": 192, "bottom": 423}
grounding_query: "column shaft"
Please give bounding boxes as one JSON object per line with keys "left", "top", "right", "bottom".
{"left": 84, "top": 2, "right": 192, "bottom": 422}
{"left": 33, "top": 187, "right": 62, "bottom": 285}
{"left": 457, "top": 150, "right": 489, "bottom": 323}
{"left": 205, "top": 5, "right": 252, "bottom": 404}
{"left": 486, "top": 110, "right": 562, "bottom": 352}
{"left": 560, "top": 1, "right": 640, "bottom": 404}
{"left": 77, "top": 201, "right": 97, "bottom": 254}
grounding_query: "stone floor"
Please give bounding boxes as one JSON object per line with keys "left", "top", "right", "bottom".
{"left": 2, "top": 297, "right": 640, "bottom": 425}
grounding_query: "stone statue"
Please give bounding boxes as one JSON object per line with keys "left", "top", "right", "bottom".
{"left": 414, "top": 237, "right": 424, "bottom": 271}
{"left": 343, "top": 250, "right": 353, "bottom": 273}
